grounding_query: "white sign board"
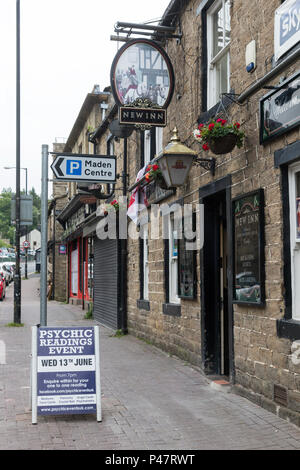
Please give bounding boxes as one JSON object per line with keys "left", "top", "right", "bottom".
{"left": 274, "top": 0, "right": 300, "bottom": 61}
{"left": 51, "top": 154, "right": 116, "bottom": 183}
{"left": 31, "top": 326, "right": 102, "bottom": 424}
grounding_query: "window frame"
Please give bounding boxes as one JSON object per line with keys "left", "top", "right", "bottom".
{"left": 288, "top": 162, "right": 300, "bottom": 321}
{"left": 206, "top": 0, "right": 231, "bottom": 110}
{"left": 168, "top": 215, "right": 181, "bottom": 305}
{"left": 142, "top": 229, "right": 149, "bottom": 301}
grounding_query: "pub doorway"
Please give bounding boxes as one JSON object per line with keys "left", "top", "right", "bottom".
{"left": 200, "top": 177, "right": 234, "bottom": 379}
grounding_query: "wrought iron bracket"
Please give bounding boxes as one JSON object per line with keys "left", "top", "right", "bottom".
{"left": 194, "top": 157, "right": 216, "bottom": 176}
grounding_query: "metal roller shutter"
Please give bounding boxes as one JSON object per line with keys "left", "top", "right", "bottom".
{"left": 93, "top": 237, "right": 120, "bottom": 329}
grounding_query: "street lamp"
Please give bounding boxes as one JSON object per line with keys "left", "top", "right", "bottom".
{"left": 15, "top": 0, "right": 21, "bottom": 323}
{"left": 155, "top": 128, "right": 216, "bottom": 188}
{"left": 155, "top": 128, "right": 197, "bottom": 188}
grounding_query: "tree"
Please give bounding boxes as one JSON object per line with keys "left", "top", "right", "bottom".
{"left": 0, "top": 189, "right": 14, "bottom": 244}
{"left": 0, "top": 187, "right": 41, "bottom": 245}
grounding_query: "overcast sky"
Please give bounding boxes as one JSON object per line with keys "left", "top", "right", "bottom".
{"left": 0, "top": 0, "right": 171, "bottom": 196}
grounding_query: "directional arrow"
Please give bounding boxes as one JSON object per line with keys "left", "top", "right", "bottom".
{"left": 54, "top": 157, "right": 64, "bottom": 177}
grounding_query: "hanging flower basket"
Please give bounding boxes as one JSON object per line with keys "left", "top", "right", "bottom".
{"left": 208, "top": 133, "right": 238, "bottom": 155}
{"left": 144, "top": 163, "right": 168, "bottom": 189}
{"left": 98, "top": 199, "right": 126, "bottom": 216}
{"left": 193, "top": 119, "right": 244, "bottom": 155}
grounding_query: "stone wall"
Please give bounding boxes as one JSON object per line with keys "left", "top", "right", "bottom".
{"left": 125, "top": 0, "right": 300, "bottom": 424}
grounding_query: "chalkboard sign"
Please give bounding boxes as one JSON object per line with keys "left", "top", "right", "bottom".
{"left": 233, "top": 189, "right": 265, "bottom": 306}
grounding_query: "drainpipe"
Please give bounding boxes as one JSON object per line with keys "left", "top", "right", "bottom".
{"left": 92, "top": 138, "right": 115, "bottom": 199}
{"left": 119, "top": 137, "right": 128, "bottom": 334}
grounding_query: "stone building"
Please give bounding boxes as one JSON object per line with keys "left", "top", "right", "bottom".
{"left": 48, "top": 141, "right": 69, "bottom": 302}
{"left": 49, "top": 0, "right": 300, "bottom": 425}
{"left": 122, "top": 0, "right": 300, "bottom": 425}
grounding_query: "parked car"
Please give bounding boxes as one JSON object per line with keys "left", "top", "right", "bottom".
{"left": 0, "top": 264, "right": 11, "bottom": 286}
{"left": 2, "top": 264, "right": 14, "bottom": 283}
{"left": 0, "top": 274, "right": 6, "bottom": 301}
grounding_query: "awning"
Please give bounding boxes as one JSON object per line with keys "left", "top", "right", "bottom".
{"left": 83, "top": 216, "right": 102, "bottom": 238}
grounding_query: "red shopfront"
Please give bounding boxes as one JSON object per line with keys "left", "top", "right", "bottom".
{"left": 68, "top": 236, "right": 91, "bottom": 305}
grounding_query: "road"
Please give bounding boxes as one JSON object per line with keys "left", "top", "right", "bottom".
{"left": 20, "top": 260, "right": 35, "bottom": 276}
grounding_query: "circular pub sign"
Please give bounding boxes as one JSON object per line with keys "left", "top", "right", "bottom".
{"left": 110, "top": 39, "right": 175, "bottom": 112}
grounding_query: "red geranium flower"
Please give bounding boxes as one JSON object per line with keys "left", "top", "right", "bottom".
{"left": 234, "top": 122, "right": 241, "bottom": 128}
{"left": 202, "top": 144, "right": 209, "bottom": 151}
{"left": 208, "top": 123, "right": 215, "bottom": 131}
{"left": 152, "top": 164, "right": 159, "bottom": 171}
{"left": 198, "top": 123, "right": 204, "bottom": 130}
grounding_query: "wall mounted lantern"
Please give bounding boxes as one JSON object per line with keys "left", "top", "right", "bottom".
{"left": 155, "top": 128, "right": 215, "bottom": 188}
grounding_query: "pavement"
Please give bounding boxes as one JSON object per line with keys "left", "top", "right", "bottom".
{"left": 1, "top": 277, "right": 300, "bottom": 451}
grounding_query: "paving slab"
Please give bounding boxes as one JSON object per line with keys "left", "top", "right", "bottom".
{"left": 1, "top": 276, "right": 300, "bottom": 450}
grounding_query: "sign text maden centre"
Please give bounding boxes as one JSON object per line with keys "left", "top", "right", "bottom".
{"left": 84, "top": 159, "right": 113, "bottom": 178}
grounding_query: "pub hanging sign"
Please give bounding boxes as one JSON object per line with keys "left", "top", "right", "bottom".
{"left": 110, "top": 39, "right": 175, "bottom": 129}
{"left": 260, "top": 71, "right": 300, "bottom": 144}
{"left": 233, "top": 189, "right": 265, "bottom": 306}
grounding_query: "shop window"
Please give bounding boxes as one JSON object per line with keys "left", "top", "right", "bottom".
{"left": 206, "top": 0, "right": 231, "bottom": 109}
{"left": 143, "top": 127, "right": 160, "bottom": 168}
{"left": 156, "top": 127, "right": 163, "bottom": 155}
{"left": 144, "top": 130, "right": 151, "bottom": 166}
{"left": 142, "top": 231, "right": 149, "bottom": 301}
{"left": 168, "top": 216, "right": 180, "bottom": 305}
{"left": 137, "top": 225, "right": 150, "bottom": 311}
{"left": 178, "top": 213, "right": 197, "bottom": 300}
{"left": 71, "top": 243, "right": 78, "bottom": 296}
{"left": 288, "top": 162, "right": 300, "bottom": 320}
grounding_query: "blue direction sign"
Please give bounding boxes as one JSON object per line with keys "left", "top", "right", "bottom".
{"left": 51, "top": 153, "right": 116, "bottom": 183}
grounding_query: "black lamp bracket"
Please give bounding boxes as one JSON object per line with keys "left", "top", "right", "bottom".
{"left": 194, "top": 157, "right": 216, "bottom": 176}
{"left": 111, "top": 21, "right": 182, "bottom": 44}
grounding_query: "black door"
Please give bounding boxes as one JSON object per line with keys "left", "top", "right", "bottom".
{"left": 201, "top": 187, "right": 232, "bottom": 378}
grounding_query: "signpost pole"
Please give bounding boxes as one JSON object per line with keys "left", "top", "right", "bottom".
{"left": 14, "top": 0, "right": 21, "bottom": 324}
{"left": 25, "top": 247, "right": 28, "bottom": 279}
{"left": 40, "top": 145, "right": 48, "bottom": 327}
{"left": 94, "top": 326, "right": 102, "bottom": 422}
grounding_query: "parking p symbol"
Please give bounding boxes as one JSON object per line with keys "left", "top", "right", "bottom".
{"left": 67, "top": 160, "right": 82, "bottom": 176}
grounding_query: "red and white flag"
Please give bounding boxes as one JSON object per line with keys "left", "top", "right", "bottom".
{"left": 127, "top": 166, "right": 148, "bottom": 224}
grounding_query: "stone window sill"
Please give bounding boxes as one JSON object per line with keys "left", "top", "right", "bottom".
{"left": 277, "top": 318, "right": 300, "bottom": 341}
{"left": 162, "top": 303, "right": 181, "bottom": 317}
{"left": 137, "top": 299, "right": 150, "bottom": 311}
